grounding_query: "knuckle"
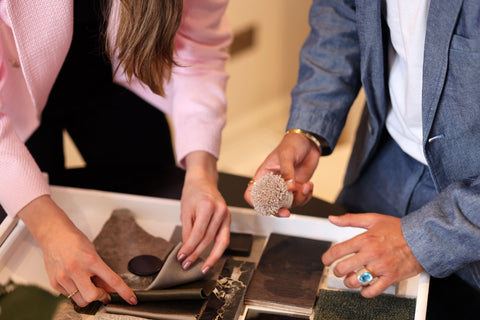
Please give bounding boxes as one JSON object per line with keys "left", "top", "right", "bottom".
{"left": 200, "top": 200, "right": 216, "bottom": 213}
{"left": 335, "top": 263, "right": 348, "bottom": 276}
{"left": 82, "top": 251, "right": 99, "bottom": 266}
{"left": 82, "top": 290, "right": 99, "bottom": 303}
{"left": 56, "top": 271, "right": 69, "bottom": 284}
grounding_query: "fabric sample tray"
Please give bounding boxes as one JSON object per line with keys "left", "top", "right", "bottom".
{"left": 0, "top": 186, "right": 430, "bottom": 320}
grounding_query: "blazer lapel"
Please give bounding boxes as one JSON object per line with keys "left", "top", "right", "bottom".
{"left": 356, "top": 0, "right": 388, "bottom": 126}
{"left": 422, "top": 0, "right": 463, "bottom": 142}
{"left": 6, "top": 0, "right": 73, "bottom": 110}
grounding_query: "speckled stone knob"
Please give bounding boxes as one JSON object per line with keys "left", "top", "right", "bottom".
{"left": 251, "top": 172, "right": 293, "bottom": 216}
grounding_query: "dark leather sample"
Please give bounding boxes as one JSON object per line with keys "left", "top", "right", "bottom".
{"left": 245, "top": 233, "right": 331, "bottom": 315}
{"left": 245, "top": 309, "right": 309, "bottom": 320}
{"left": 224, "top": 232, "right": 253, "bottom": 257}
{"left": 110, "top": 281, "right": 216, "bottom": 303}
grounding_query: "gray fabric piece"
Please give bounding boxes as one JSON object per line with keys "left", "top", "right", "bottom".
{"left": 92, "top": 209, "right": 210, "bottom": 320}
{"left": 146, "top": 243, "right": 204, "bottom": 290}
{"left": 93, "top": 209, "right": 174, "bottom": 290}
{"left": 314, "top": 289, "right": 416, "bottom": 320}
{"left": 93, "top": 209, "right": 206, "bottom": 291}
{"left": 105, "top": 299, "right": 204, "bottom": 320}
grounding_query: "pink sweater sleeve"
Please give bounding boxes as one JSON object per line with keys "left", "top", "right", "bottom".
{"left": 113, "top": 0, "right": 232, "bottom": 168}
{"left": 0, "top": 10, "right": 50, "bottom": 217}
{"left": 0, "top": 115, "right": 50, "bottom": 216}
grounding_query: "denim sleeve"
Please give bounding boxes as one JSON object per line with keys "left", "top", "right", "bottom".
{"left": 287, "top": 0, "right": 363, "bottom": 154}
{"left": 402, "top": 177, "right": 480, "bottom": 289}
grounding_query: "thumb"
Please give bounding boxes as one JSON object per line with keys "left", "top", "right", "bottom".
{"left": 328, "top": 213, "right": 375, "bottom": 229}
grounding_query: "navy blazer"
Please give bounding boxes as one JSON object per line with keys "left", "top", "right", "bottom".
{"left": 287, "top": 0, "right": 480, "bottom": 288}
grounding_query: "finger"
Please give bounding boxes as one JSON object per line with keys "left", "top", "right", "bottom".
{"left": 278, "top": 148, "right": 297, "bottom": 183}
{"left": 59, "top": 279, "right": 87, "bottom": 307}
{"left": 328, "top": 213, "right": 376, "bottom": 229}
{"left": 343, "top": 271, "right": 363, "bottom": 289}
{"left": 178, "top": 203, "right": 214, "bottom": 263}
{"left": 201, "top": 214, "right": 231, "bottom": 273}
{"left": 179, "top": 213, "right": 194, "bottom": 262}
{"left": 322, "top": 237, "right": 366, "bottom": 266}
{"left": 332, "top": 252, "right": 371, "bottom": 278}
{"left": 182, "top": 205, "right": 229, "bottom": 269}
{"left": 360, "top": 277, "right": 393, "bottom": 298}
{"left": 275, "top": 207, "right": 291, "bottom": 218}
{"left": 90, "top": 261, "right": 137, "bottom": 305}
{"left": 291, "top": 182, "right": 314, "bottom": 207}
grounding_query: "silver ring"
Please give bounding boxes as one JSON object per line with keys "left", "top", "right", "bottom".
{"left": 356, "top": 267, "right": 375, "bottom": 286}
{"left": 67, "top": 289, "right": 79, "bottom": 299}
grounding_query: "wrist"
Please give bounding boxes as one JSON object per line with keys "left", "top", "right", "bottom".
{"left": 285, "top": 128, "right": 331, "bottom": 155}
{"left": 184, "top": 151, "right": 219, "bottom": 183}
{"left": 18, "top": 195, "right": 77, "bottom": 246}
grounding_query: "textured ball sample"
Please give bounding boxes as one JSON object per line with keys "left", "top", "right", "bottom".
{"left": 251, "top": 172, "right": 293, "bottom": 216}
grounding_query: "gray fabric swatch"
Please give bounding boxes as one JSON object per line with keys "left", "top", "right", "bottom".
{"left": 93, "top": 209, "right": 206, "bottom": 291}
{"left": 314, "top": 289, "right": 416, "bottom": 320}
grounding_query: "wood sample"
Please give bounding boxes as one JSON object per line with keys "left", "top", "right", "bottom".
{"left": 244, "top": 233, "right": 331, "bottom": 315}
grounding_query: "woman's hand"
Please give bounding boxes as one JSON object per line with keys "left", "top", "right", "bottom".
{"left": 177, "top": 151, "right": 231, "bottom": 275}
{"left": 18, "top": 195, "right": 137, "bottom": 307}
{"left": 244, "top": 131, "right": 321, "bottom": 217}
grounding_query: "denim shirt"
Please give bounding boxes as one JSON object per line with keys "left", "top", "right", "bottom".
{"left": 287, "top": 0, "right": 480, "bottom": 288}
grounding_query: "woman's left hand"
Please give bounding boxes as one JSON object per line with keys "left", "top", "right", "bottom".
{"left": 176, "top": 151, "right": 231, "bottom": 275}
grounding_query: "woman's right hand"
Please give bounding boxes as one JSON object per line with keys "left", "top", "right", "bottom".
{"left": 17, "top": 195, "right": 137, "bottom": 307}
{"left": 244, "top": 131, "right": 321, "bottom": 217}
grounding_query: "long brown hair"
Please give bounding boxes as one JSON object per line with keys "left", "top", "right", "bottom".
{"left": 105, "top": 0, "right": 183, "bottom": 96}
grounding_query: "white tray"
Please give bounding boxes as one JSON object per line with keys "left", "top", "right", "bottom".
{"left": 0, "top": 186, "right": 429, "bottom": 319}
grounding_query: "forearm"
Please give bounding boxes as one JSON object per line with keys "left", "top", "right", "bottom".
{"left": 17, "top": 195, "right": 80, "bottom": 248}
{"left": 288, "top": 0, "right": 361, "bottom": 151}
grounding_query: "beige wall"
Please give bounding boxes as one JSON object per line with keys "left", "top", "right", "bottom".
{"left": 225, "top": 0, "right": 312, "bottom": 118}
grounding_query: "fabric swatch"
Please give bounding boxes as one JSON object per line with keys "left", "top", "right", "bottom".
{"left": 314, "top": 289, "right": 416, "bottom": 320}
{"left": 93, "top": 209, "right": 206, "bottom": 291}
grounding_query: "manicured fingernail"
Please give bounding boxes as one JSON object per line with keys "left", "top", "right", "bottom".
{"left": 130, "top": 296, "right": 138, "bottom": 305}
{"left": 201, "top": 266, "right": 211, "bottom": 274}
{"left": 182, "top": 261, "right": 192, "bottom": 270}
{"left": 177, "top": 253, "right": 186, "bottom": 262}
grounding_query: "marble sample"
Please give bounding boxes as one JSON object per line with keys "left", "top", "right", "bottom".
{"left": 199, "top": 259, "right": 256, "bottom": 320}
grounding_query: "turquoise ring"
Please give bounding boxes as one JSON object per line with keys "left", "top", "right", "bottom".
{"left": 356, "top": 267, "right": 375, "bottom": 285}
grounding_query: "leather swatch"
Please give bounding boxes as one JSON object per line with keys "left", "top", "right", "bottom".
{"left": 93, "top": 209, "right": 206, "bottom": 291}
